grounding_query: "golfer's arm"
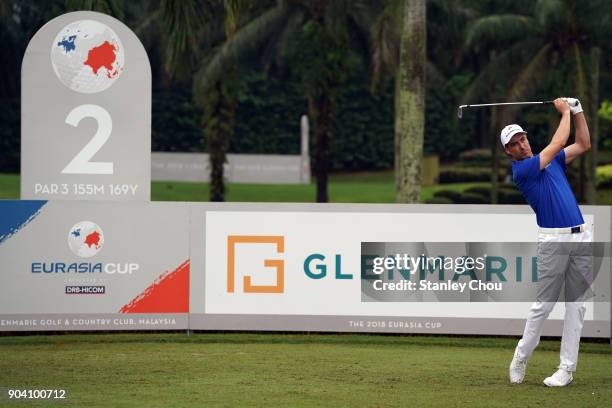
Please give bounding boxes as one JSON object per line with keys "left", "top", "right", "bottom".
{"left": 564, "top": 112, "right": 591, "bottom": 164}
{"left": 539, "top": 111, "right": 571, "bottom": 170}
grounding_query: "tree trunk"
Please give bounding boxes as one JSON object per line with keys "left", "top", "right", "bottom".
{"left": 203, "top": 80, "right": 235, "bottom": 202}
{"left": 489, "top": 50, "right": 499, "bottom": 204}
{"left": 586, "top": 47, "right": 600, "bottom": 204}
{"left": 310, "top": 96, "right": 332, "bottom": 203}
{"left": 395, "top": 0, "right": 426, "bottom": 203}
{"left": 490, "top": 106, "right": 499, "bottom": 204}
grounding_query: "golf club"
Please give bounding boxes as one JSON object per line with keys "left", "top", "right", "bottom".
{"left": 457, "top": 100, "right": 578, "bottom": 119}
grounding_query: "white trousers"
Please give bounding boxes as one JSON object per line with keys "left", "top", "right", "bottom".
{"left": 515, "top": 225, "right": 593, "bottom": 372}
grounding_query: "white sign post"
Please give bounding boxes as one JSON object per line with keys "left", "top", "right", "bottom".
{"left": 21, "top": 11, "right": 151, "bottom": 201}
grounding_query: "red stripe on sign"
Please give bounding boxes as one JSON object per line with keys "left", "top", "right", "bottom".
{"left": 119, "top": 259, "right": 190, "bottom": 313}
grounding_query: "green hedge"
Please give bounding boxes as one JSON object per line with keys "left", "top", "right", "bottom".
{"left": 0, "top": 65, "right": 519, "bottom": 173}
{"left": 425, "top": 196, "right": 453, "bottom": 204}
{"left": 150, "top": 65, "right": 476, "bottom": 171}
{"left": 463, "top": 186, "right": 492, "bottom": 197}
{"left": 439, "top": 167, "right": 506, "bottom": 183}
{"left": 457, "top": 193, "right": 489, "bottom": 204}
{"left": 435, "top": 185, "right": 526, "bottom": 204}
{"left": 152, "top": 88, "right": 204, "bottom": 152}
{"left": 596, "top": 164, "right": 612, "bottom": 188}
{"left": 458, "top": 148, "right": 491, "bottom": 165}
{"left": 499, "top": 188, "right": 526, "bottom": 204}
{"left": 0, "top": 99, "right": 20, "bottom": 173}
{"left": 433, "top": 189, "right": 462, "bottom": 202}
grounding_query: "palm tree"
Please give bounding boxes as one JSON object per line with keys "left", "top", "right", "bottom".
{"left": 371, "top": 0, "right": 472, "bottom": 203}
{"left": 192, "top": 0, "right": 376, "bottom": 202}
{"left": 464, "top": 0, "right": 612, "bottom": 204}
{"left": 158, "top": 0, "right": 239, "bottom": 201}
{"left": 394, "top": 0, "right": 426, "bottom": 203}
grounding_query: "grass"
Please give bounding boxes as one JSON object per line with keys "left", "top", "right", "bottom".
{"left": 0, "top": 174, "right": 18, "bottom": 200}
{"left": 0, "top": 172, "right": 485, "bottom": 203}
{"left": 0, "top": 333, "right": 610, "bottom": 407}
{"left": 3, "top": 172, "right": 612, "bottom": 204}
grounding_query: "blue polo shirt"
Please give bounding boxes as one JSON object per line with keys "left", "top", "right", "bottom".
{"left": 512, "top": 149, "right": 584, "bottom": 228}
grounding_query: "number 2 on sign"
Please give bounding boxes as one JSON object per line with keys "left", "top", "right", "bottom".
{"left": 62, "top": 104, "right": 114, "bottom": 175}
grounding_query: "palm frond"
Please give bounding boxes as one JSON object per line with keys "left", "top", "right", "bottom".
{"left": 133, "top": 9, "right": 159, "bottom": 38}
{"left": 369, "top": 0, "right": 400, "bottom": 92}
{"left": 575, "top": 0, "right": 612, "bottom": 42}
{"left": 269, "top": 8, "right": 306, "bottom": 69}
{"left": 534, "top": 0, "right": 568, "bottom": 30}
{"left": 428, "top": 0, "right": 477, "bottom": 21}
{"left": 465, "top": 14, "right": 535, "bottom": 51}
{"left": 193, "top": 2, "right": 289, "bottom": 104}
{"left": 64, "top": 0, "right": 124, "bottom": 19}
{"left": 346, "top": 0, "right": 381, "bottom": 35}
{"left": 160, "top": 0, "right": 206, "bottom": 80}
{"left": 223, "top": 0, "right": 251, "bottom": 37}
{"left": 460, "top": 38, "right": 541, "bottom": 106}
{"left": 502, "top": 43, "right": 552, "bottom": 123}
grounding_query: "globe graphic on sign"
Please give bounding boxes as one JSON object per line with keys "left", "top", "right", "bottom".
{"left": 51, "top": 20, "right": 124, "bottom": 94}
{"left": 68, "top": 221, "right": 105, "bottom": 258}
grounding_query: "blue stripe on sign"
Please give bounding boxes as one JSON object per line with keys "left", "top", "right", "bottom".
{"left": 0, "top": 201, "right": 47, "bottom": 245}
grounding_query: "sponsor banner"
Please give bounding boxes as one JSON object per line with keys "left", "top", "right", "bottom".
{"left": 21, "top": 11, "right": 151, "bottom": 201}
{"left": 0, "top": 314, "right": 186, "bottom": 331}
{"left": 1, "top": 201, "right": 609, "bottom": 337}
{"left": 188, "top": 314, "right": 609, "bottom": 338}
{"left": 194, "top": 204, "right": 611, "bottom": 337}
{"left": 0, "top": 201, "right": 189, "bottom": 330}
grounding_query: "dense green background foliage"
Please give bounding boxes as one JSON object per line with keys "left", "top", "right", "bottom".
{"left": 1, "top": 0, "right": 611, "bottom": 175}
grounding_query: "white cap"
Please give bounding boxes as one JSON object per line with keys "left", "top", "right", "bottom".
{"left": 500, "top": 124, "right": 527, "bottom": 147}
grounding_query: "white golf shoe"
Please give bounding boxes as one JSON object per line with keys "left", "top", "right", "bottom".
{"left": 543, "top": 368, "right": 573, "bottom": 387}
{"left": 509, "top": 354, "right": 527, "bottom": 384}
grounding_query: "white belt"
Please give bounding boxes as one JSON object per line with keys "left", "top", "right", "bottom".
{"left": 538, "top": 224, "right": 585, "bottom": 234}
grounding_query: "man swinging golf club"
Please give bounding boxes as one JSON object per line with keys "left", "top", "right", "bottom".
{"left": 502, "top": 97, "right": 593, "bottom": 387}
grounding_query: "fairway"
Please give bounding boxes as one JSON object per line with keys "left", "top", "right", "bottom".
{"left": 0, "top": 333, "right": 610, "bottom": 407}
{"left": 0, "top": 173, "right": 513, "bottom": 203}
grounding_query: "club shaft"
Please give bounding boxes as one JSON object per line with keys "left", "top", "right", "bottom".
{"left": 460, "top": 101, "right": 553, "bottom": 108}
{"left": 457, "top": 99, "right": 576, "bottom": 119}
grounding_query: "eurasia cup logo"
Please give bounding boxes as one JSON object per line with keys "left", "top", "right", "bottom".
{"left": 51, "top": 19, "right": 125, "bottom": 94}
{"left": 68, "top": 221, "right": 104, "bottom": 258}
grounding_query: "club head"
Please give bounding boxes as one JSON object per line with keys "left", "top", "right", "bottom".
{"left": 457, "top": 105, "right": 465, "bottom": 119}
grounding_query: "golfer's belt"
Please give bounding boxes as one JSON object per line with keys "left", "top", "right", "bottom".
{"left": 538, "top": 224, "right": 585, "bottom": 234}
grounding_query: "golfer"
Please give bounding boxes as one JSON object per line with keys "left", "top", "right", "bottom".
{"left": 502, "top": 98, "right": 593, "bottom": 387}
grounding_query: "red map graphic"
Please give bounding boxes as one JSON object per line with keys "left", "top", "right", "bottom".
{"left": 84, "top": 231, "right": 101, "bottom": 249}
{"left": 83, "top": 41, "right": 119, "bottom": 78}
{"left": 120, "top": 260, "right": 190, "bottom": 313}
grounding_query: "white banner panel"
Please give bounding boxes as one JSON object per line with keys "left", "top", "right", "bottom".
{"left": 193, "top": 204, "right": 610, "bottom": 337}
{"left": 0, "top": 201, "right": 189, "bottom": 330}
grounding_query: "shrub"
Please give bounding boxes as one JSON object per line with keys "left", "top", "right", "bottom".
{"left": 426, "top": 196, "right": 453, "bottom": 204}
{"left": 439, "top": 167, "right": 505, "bottom": 183}
{"left": 463, "top": 186, "right": 491, "bottom": 198}
{"left": 499, "top": 188, "right": 526, "bottom": 204}
{"left": 461, "top": 185, "right": 526, "bottom": 204}
{"left": 457, "top": 193, "right": 489, "bottom": 204}
{"left": 596, "top": 164, "right": 612, "bottom": 188}
{"left": 433, "top": 189, "right": 462, "bottom": 202}
{"left": 0, "top": 98, "right": 20, "bottom": 173}
{"left": 458, "top": 149, "right": 491, "bottom": 165}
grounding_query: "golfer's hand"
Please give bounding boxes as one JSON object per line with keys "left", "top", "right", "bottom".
{"left": 563, "top": 97, "right": 583, "bottom": 115}
{"left": 554, "top": 98, "right": 571, "bottom": 115}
